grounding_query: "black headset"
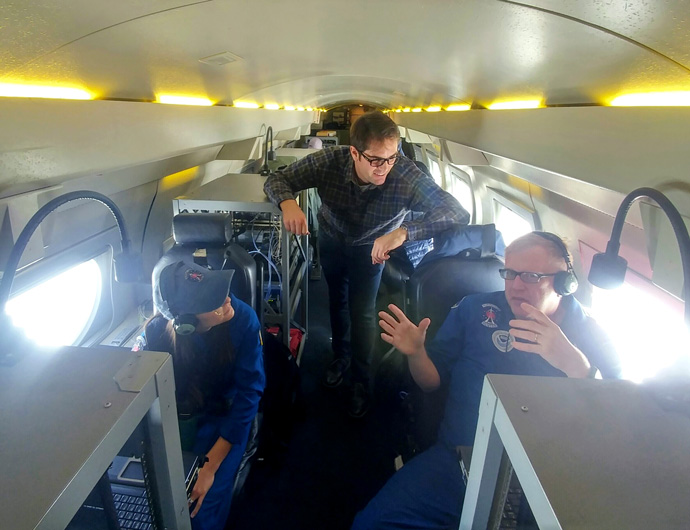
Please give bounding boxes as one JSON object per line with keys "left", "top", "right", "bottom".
{"left": 532, "top": 231, "right": 579, "bottom": 296}
{"left": 172, "top": 314, "right": 199, "bottom": 336}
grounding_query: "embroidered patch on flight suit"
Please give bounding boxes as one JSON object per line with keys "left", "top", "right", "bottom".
{"left": 492, "top": 330, "right": 514, "bottom": 353}
{"left": 481, "top": 303, "right": 500, "bottom": 328}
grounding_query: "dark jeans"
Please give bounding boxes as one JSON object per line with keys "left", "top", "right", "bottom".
{"left": 319, "top": 231, "right": 384, "bottom": 387}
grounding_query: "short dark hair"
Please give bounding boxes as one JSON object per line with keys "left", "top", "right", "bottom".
{"left": 350, "top": 110, "right": 400, "bottom": 152}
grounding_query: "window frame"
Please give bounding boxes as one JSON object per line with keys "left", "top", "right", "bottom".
{"left": 446, "top": 166, "right": 475, "bottom": 223}
{"left": 489, "top": 190, "right": 537, "bottom": 244}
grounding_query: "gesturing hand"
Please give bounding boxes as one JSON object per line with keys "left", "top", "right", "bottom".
{"left": 379, "top": 303, "right": 430, "bottom": 357}
{"left": 509, "top": 302, "right": 590, "bottom": 377}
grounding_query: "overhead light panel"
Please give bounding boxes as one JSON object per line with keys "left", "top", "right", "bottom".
{"left": 610, "top": 91, "right": 690, "bottom": 106}
{"left": 411, "top": 108, "right": 422, "bottom": 113}
{"left": 426, "top": 106, "right": 442, "bottom": 112}
{"left": 157, "top": 95, "right": 213, "bottom": 106}
{"left": 0, "top": 83, "right": 92, "bottom": 100}
{"left": 264, "top": 103, "right": 280, "bottom": 110}
{"left": 446, "top": 104, "right": 471, "bottom": 111}
{"left": 234, "top": 101, "right": 259, "bottom": 108}
{"left": 285, "top": 105, "right": 295, "bottom": 111}
{"left": 488, "top": 100, "right": 542, "bottom": 110}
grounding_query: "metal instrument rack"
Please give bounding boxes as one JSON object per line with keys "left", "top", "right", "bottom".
{"left": 172, "top": 173, "right": 309, "bottom": 361}
{"left": 0, "top": 345, "right": 191, "bottom": 530}
{"left": 460, "top": 374, "right": 690, "bottom": 529}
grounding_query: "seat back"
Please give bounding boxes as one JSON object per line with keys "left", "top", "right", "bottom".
{"left": 154, "top": 213, "right": 257, "bottom": 311}
{"left": 408, "top": 224, "right": 505, "bottom": 340}
{"left": 400, "top": 226, "right": 506, "bottom": 451}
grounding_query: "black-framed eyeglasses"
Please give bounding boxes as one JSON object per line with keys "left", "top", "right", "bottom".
{"left": 356, "top": 149, "right": 400, "bottom": 168}
{"left": 499, "top": 268, "right": 558, "bottom": 283}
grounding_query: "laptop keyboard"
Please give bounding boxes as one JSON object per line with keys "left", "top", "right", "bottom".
{"left": 113, "top": 490, "right": 154, "bottom": 530}
{"left": 498, "top": 486, "right": 523, "bottom": 529}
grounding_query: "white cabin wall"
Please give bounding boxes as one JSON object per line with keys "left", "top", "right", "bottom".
{"left": 0, "top": 100, "right": 315, "bottom": 342}
{"left": 397, "top": 108, "right": 690, "bottom": 301}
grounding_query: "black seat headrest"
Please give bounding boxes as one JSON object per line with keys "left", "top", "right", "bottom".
{"left": 173, "top": 213, "right": 229, "bottom": 246}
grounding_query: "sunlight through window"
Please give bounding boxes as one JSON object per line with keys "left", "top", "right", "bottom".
{"left": 428, "top": 159, "right": 442, "bottom": 187}
{"left": 590, "top": 283, "right": 690, "bottom": 383}
{"left": 449, "top": 170, "right": 474, "bottom": 220}
{"left": 6, "top": 260, "right": 102, "bottom": 347}
{"left": 494, "top": 201, "right": 533, "bottom": 244}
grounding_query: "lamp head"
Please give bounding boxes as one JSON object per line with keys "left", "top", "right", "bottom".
{"left": 588, "top": 248, "right": 628, "bottom": 289}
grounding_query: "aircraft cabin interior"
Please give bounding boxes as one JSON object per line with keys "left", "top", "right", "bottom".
{"left": 1, "top": 1, "right": 690, "bottom": 529}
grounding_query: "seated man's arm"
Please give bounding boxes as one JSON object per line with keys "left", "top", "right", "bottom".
{"left": 379, "top": 304, "right": 441, "bottom": 391}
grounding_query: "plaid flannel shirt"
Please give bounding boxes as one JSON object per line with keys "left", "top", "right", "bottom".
{"left": 263, "top": 146, "right": 469, "bottom": 245}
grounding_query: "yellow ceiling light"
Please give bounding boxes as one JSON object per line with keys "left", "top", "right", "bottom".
{"left": 264, "top": 103, "right": 280, "bottom": 110}
{"left": 306, "top": 107, "right": 313, "bottom": 111}
{"left": 446, "top": 104, "right": 471, "bottom": 111}
{"left": 284, "top": 105, "right": 295, "bottom": 111}
{"left": 395, "top": 109, "right": 402, "bottom": 113}
{"left": 411, "top": 107, "right": 423, "bottom": 113}
{"left": 488, "top": 100, "right": 542, "bottom": 110}
{"left": 426, "top": 106, "right": 442, "bottom": 112}
{"left": 610, "top": 91, "right": 690, "bottom": 106}
{"left": 158, "top": 95, "right": 213, "bottom": 106}
{"left": 233, "top": 101, "right": 260, "bottom": 108}
{"left": 0, "top": 83, "right": 92, "bottom": 100}
{"left": 402, "top": 107, "right": 411, "bottom": 113}
{"left": 296, "top": 107, "right": 305, "bottom": 111}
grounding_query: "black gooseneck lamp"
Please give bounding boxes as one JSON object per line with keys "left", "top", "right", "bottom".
{"left": 0, "top": 190, "right": 143, "bottom": 365}
{"left": 588, "top": 187, "right": 690, "bottom": 329}
{"left": 259, "top": 126, "right": 275, "bottom": 176}
{"left": 588, "top": 187, "right": 690, "bottom": 415}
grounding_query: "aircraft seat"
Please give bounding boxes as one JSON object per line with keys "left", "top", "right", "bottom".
{"left": 155, "top": 213, "right": 257, "bottom": 312}
{"left": 408, "top": 224, "right": 505, "bottom": 340}
{"left": 378, "top": 225, "right": 506, "bottom": 454}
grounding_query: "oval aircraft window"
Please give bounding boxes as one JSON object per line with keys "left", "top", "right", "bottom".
{"left": 6, "top": 259, "right": 102, "bottom": 347}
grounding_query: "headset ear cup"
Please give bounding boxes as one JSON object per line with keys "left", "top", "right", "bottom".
{"left": 554, "top": 271, "right": 579, "bottom": 296}
{"left": 173, "top": 314, "right": 198, "bottom": 335}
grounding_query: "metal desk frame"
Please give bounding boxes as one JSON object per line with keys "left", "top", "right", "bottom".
{"left": 460, "top": 374, "right": 690, "bottom": 529}
{"left": 0, "top": 345, "right": 191, "bottom": 530}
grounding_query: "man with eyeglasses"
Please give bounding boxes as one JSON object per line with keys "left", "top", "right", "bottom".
{"left": 264, "top": 110, "right": 467, "bottom": 418}
{"left": 352, "top": 231, "right": 621, "bottom": 530}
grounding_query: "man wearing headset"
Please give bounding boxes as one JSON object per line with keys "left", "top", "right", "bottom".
{"left": 352, "top": 231, "right": 622, "bottom": 530}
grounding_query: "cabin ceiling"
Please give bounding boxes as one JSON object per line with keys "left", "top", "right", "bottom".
{"left": 1, "top": 0, "right": 690, "bottom": 109}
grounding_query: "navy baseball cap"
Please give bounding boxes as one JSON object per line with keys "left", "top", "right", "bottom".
{"left": 153, "top": 261, "right": 234, "bottom": 320}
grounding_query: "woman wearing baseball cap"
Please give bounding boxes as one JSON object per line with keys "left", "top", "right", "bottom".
{"left": 136, "top": 260, "right": 265, "bottom": 530}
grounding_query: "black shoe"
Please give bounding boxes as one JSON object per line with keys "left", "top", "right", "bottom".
{"left": 348, "top": 382, "right": 371, "bottom": 419}
{"left": 323, "top": 357, "right": 350, "bottom": 388}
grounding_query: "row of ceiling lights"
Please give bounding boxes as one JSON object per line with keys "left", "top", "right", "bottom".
{"left": 1, "top": 83, "right": 690, "bottom": 108}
